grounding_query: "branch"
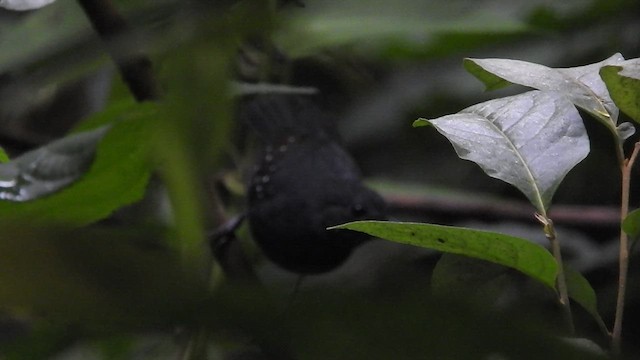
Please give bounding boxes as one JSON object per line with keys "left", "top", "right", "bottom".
{"left": 384, "top": 191, "right": 621, "bottom": 229}
{"left": 77, "top": 0, "right": 161, "bottom": 101}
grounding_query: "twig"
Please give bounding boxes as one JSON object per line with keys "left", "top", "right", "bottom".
{"left": 76, "top": 0, "right": 161, "bottom": 101}
{"left": 536, "top": 213, "right": 574, "bottom": 335}
{"left": 384, "top": 191, "right": 621, "bottom": 229}
{"left": 612, "top": 141, "right": 640, "bottom": 354}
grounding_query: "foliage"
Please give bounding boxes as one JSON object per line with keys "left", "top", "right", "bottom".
{"left": 342, "top": 52, "right": 640, "bottom": 355}
{"left": 0, "top": 0, "right": 638, "bottom": 359}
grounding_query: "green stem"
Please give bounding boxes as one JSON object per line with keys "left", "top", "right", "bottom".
{"left": 536, "top": 213, "right": 574, "bottom": 334}
{"left": 612, "top": 141, "right": 640, "bottom": 354}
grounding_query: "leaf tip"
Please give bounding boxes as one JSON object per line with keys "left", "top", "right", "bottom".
{"left": 413, "top": 118, "right": 431, "bottom": 128}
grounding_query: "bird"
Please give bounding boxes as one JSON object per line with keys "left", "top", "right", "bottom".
{"left": 241, "top": 94, "right": 386, "bottom": 274}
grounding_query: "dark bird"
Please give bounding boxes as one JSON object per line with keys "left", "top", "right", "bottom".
{"left": 241, "top": 95, "right": 386, "bottom": 274}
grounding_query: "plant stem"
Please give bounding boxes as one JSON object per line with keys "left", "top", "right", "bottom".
{"left": 536, "top": 213, "right": 574, "bottom": 334}
{"left": 612, "top": 141, "right": 640, "bottom": 354}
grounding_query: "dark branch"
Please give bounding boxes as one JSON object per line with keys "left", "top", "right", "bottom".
{"left": 77, "top": 0, "right": 161, "bottom": 102}
{"left": 385, "top": 192, "right": 620, "bottom": 229}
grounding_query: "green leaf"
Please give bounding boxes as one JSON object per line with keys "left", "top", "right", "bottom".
{"left": 463, "top": 59, "right": 512, "bottom": 91}
{"left": 331, "top": 220, "right": 558, "bottom": 289}
{"left": 0, "top": 104, "right": 157, "bottom": 225}
{"left": 600, "top": 59, "right": 640, "bottom": 123}
{"left": 622, "top": 208, "right": 640, "bottom": 239}
{"left": 464, "top": 53, "right": 624, "bottom": 130}
{"left": 0, "top": 126, "right": 110, "bottom": 202}
{"left": 564, "top": 267, "right": 608, "bottom": 335}
{"left": 424, "top": 90, "right": 589, "bottom": 213}
{"left": 412, "top": 119, "right": 430, "bottom": 127}
{"left": 70, "top": 99, "right": 139, "bottom": 133}
{"left": 0, "top": 147, "right": 9, "bottom": 163}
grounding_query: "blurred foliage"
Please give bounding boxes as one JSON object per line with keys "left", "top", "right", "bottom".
{"left": 0, "top": 104, "right": 155, "bottom": 225}
{"left": 0, "top": 0, "right": 638, "bottom": 358}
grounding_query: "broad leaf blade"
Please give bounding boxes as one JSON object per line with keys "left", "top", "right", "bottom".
{"left": 332, "top": 220, "right": 558, "bottom": 289}
{"left": 465, "top": 53, "right": 624, "bottom": 126}
{"left": 0, "top": 126, "right": 110, "bottom": 201}
{"left": 600, "top": 60, "right": 640, "bottom": 123}
{"left": 424, "top": 90, "right": 589, "bottom": 213}
{"left": 0, "top": 104, "right": 157, "bottom": 225}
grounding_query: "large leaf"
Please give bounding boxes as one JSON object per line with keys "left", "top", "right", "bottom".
{"left": 0, "top": 104, "right": 157, "bottom": 225}
{"left": 331, "top": 220, "right": 558, "bottom": 289}
{"left": 600, "top": 59, "right": 640, "bottom": 124}
{"left": 464, "top": 53, "right": 624, "bottom": 131}
{"left": 0, "top": 126, "right": 110, "bottom": 202}
{"left": 415, "top": 90, "right": 589, "bottom": 213}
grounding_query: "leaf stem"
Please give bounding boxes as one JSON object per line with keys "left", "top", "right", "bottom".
{"left": 536, "top": 213, "right": 574, "bottom": 334}
{"left": 612, "top": 141, "right": 640, "bottom": 354}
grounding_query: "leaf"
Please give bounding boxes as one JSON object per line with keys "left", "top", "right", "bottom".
{"left": 331, "top": 221, "right": 558, "bottom": 290}
{"left": 70, "top": 99, "right": 139, "bottom": 133}
{"left": 600, "top": 59, "right": 640, "bottom": 123}
{"left": 564, "top": 266, "right": 609, "bottom": 335}
{"left": 0, "top": 104, "right": 157, "bottom": 225}
{"left": 421, "top": 90, "right": 589, "bottom": 213}
{"left": 0, "top": 126, "right": 110, "bottom": 202}
{"left": 0, "top": 0, "right": 56, "bottom": 11}
{"left": 0, "top": 147, "right": 9, "bottom": 163}
{"left": 622, "top": 208, "right": 640, "bottom": 239}
{"left": 464, "top": 53, "right": 625, "bottom": 129}
{"left": 616, "top": 122, "right": 636, "bottom": 141}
